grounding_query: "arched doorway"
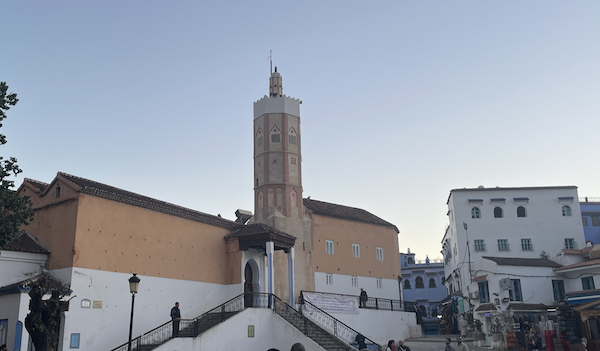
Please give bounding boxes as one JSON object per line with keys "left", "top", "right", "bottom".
{"left": 244, "top": 260, "right": 260, "bottom": 307}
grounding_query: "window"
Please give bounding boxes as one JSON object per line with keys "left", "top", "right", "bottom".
{"left": 582, "top": 276, "right": 595, "bottom": 290}
{"left": 271, "top": 134, "right": 280, "bottom": 143}
{"left": 521, "top": 239, "right": 533, "bottom": 251}
{"left": 565, "top": 238, "right": 576, "bottom": 250}
{"left": 288, "top": 135, "right": 297, "bottom": 145}
{"left": 478, "top": 281, "right": 490, "bottom": 303}
{"left": 0, "top": 319, "right": 7, "bottom": 347}
{"left": 474, "top": 240, "right": 486, "bottom": 252}
{"left": 415, "top": 276, "right": 424, "bottom": 289}
{"left": 352, "top": 244, "right": 360, "bottom": 258}
{"left": 351, "top": 276, "right": 358, "bottom": 287}
{"left": 509, "top": 279, "right": 523, "bottom": 301}
{"left": 377, "top": 278, "right": 383, "bottom": 289}
{"left": 55, "top": 186, "right": 61, "bottom": 198}
{"left": 70, "top": 333, "right": 80, "bottom": 349}
{"left": 471, "top": 207, "right": 481, "bottom": 219}
{"left": 429, "top": 278, "right": 436, "bottom": 288}
{"left": 326, "top": 240, "right": 334, "bottom": 255}
{"left": 407, "top": 257, "right": 414, "bottom": 264}
{"left": 404, "top": 280, "right": 411, "bottom": 289}
{"left": 583, "top": 217, "right": 589, "bottom": 226}
{"left": 494, "top": 207, "right": 504, "bottom": 218}
{"left": 552, "top": 280, "right": 565, "bottom": 302}
{"left": 376, "top": 247, "right": 384, "bottom": 261}
{"left": 593, "top": 216, "right": 600, "bottom": 226}
{"left": 498, "top": 239, "right": 509, "bottom": 251}
{"left": 326, "top": 273, "right": 333, "bottom": 285}
{"left": 517, "top": 206, "right": 527, "bottom": 218}
{"left": 257, "top": 136, "right": 263, "bottom": 146}
{"left": 562, "top": 205, "right": 572, "bottom": 217}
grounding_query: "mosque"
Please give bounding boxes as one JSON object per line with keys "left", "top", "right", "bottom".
{"left": 0, "top": 67, "right": 417, "bottom": 351}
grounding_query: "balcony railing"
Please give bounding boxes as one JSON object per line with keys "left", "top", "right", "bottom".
{"left": 580, "top": 197, "right": 600, "bottom": 203}
{"left": 300, "top": 290, "right": 402, "bottom": 312}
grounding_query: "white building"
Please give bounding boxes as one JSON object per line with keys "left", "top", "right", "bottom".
{"left": 441, "top": 186, "right": 587, "bottom": 344}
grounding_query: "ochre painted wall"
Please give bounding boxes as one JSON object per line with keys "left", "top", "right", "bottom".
{"left": 19, "top": 181, "right": 79, "bottom": 270}
{"left": 73, "top": 194, "right": 233, "bottom": 284}
{"left": 311, "top": 214, "right": 401, "bottom": 280}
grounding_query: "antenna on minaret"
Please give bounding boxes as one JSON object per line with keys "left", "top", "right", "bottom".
{"left": 269, "top": 50, "right": 273, "bottom": 74}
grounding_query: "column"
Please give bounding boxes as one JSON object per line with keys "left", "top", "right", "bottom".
{"left": 266, "top": 241, "right": 275, "bottom": 295}
{"left": 288, "top": 247, "right": 295, "bottom": 306}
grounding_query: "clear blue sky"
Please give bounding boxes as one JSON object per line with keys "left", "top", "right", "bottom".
{"left": 3, "top": 1, "right": 599, "bottom": 259}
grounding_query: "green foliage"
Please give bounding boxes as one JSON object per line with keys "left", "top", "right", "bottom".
{"left": 0, "top": 82, "right": 33, "bottom": 248}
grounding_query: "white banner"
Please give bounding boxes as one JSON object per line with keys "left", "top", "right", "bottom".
{"left": 303, "top": 292, "right": 359, "bottom": 314}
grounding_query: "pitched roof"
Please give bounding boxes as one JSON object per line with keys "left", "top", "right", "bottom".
{"left": 3, "top": 231, "right": 50, "bottom": 254}
{"left": 475, "top": 303, "right": 497, "bottom": 312}
{"left": 0, "top": 272, "right": 69, "bottom": 296}
{"left": 55, "top": 172, "right": 240, "bottom": 230}
{"left": 303, "top": 198, "right": 399, "bottom": 232}
{"left": 24, "top": 178, "right": 49, "bottom": 192}
{"left": 482, "top": 256, "right": 562, "bottom": 268}
{"left": 226, "top": 223, "right": 296, "bottom": 240}
{"left": 562, "top": 247, "right": 593, "bottom": 255}
{"left": 507, "top": 303, "right": 547, "bottom": 311}
{"left": 554, "top": 258, "right": 600, "bottom": 272}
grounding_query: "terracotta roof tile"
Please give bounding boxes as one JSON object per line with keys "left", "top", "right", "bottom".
{"left": 3, "top": 231, "right": 50, "bottom": 254}
{"left": 507, "top": 303, "right": 547, "bottom": 311}
{"left": 57, "top": 172, "right": 239, "bottom": 230}
{"left": 562, "top": 247, "right": 593, "bottom": 255}
{"left": 566, "top": 289, "right": 600, "bottom": 297}
{"left": 475, "top": 303, "right": 497, "bottom": 311}
{"left": 482, "top": 256, "right": 562, "bottom": 268}
{"left": 554, "top": 258, "right": 600, "bottom": 272}
{"left": 24, "top": 178, "right": 49, "bottom": 192}
{"left": 303, "top": 198, "right": 399, "bottom": 232}
{"left": 473, "top": 275, "right": 487, "bottom": 282}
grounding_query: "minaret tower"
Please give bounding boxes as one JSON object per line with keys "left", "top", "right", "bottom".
{"left": 253, "top": 66, "right": 304, "bottom": 223}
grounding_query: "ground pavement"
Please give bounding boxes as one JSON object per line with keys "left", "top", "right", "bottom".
{"left": 404, "top": 334, "right": 491, "bottom": 351}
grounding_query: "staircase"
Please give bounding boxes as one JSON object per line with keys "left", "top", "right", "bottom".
{"left": 110, "top": 293, "right": 376, "bottom": 351}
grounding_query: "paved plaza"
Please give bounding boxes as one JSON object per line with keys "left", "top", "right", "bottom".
{"left": 404, "top": 335, "right": 491, "bottom": 351}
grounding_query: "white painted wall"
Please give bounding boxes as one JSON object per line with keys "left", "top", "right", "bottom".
{"left": 254, "top": 95, "right": 301, "bottom": 118}
{"left": 314, "top": 272, "right": 399, "bottom": 300}
{"left": 0, "top": 250, "right": 47, "bottom": 287}
{"left": 155, "top": 308, "right": 325, "bottom": 351}
{"left": 326, "top": 309, "right": 417, "bottom": 345}
{"left": 57, "top": 267, "right": 242, "bottom": 351}
{"left": 0, "top": 293, "right": 26, "bottom": 351}
{"left": 445, "top": 187, "right": 585, "bottom": 298}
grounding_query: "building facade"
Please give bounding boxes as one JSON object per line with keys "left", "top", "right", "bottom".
{"left": 580, "top": 197, "right": 600, "bottom": 246}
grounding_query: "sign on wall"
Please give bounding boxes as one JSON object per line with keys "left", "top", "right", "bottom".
{"left": 303, "top": 292, "right": 359, "bottom": 314}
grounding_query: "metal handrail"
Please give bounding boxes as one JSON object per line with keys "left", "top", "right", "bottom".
{"left": 301, "top": 290, "right": 402, "bottom": 311}
{"left": 299, "top": 297, "right": 381, "bottom": 350}
{"left": 580, "top": 197, "right": 600, "bottom": 203}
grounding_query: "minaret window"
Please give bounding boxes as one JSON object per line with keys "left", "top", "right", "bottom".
{"left": 257, "top": 137, "right": 263, "bottom": 147}
{"left": 271, "top": 134, "right": 280, "bottom": 143}
{"left": 289, "top": 135, "right": 297, "bottom": 145}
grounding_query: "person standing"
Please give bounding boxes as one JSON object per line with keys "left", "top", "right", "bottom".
{"left": 360, "top": 288, "right": 368, "bottom": 308}
{"left": 445, "top": 338, "right": 456, "bottom": 351}
{"left": 171, "top": 302, "right": 181, "bottom": 337}
{"left": 455, "top": 336, "right": 469, "bottom": 351}
{"left": 355, "top": 333, "right": 367, "bottom": 350}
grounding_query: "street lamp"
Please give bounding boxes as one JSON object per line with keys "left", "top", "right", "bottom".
{"left": 127, "top": 273, "right": 140, "bottom": 351}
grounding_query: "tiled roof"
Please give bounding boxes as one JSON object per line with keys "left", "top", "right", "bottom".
{"left": 554, "top": 258, "right": 600, "bottom": 272}
{"left": 303, "top": 198, "right": 399, "bottom": 232}
{"left": 566, "top": 289, "right": 600, "bottom": 297}
{"left": 475, "top": 303, "right": 497, "bottom": 312}
{"left": 3, "top": 231, "right": 50, "bottom": 254}
{"left": 226, "top": 223, "right": 296, "bottom": 240}
{"left": 24, "top": 178, "right": 49, "bottom": 192}
{"left": 507, "top": 303, "right": 547, "bottom": 311}
{"left": 482, "top": 256, "right": 562, "bottom": 268}
{"left": 473, "top": 275, "right": 487, "bottom": 282}
{"left": 56, "top": 172, "right": 239, "bottom": 230}
{"left": 0, "top": 272, "right": 70, "bottom": 296}
{"left": 562, "top": 247, "right": 593, "bottom": 255}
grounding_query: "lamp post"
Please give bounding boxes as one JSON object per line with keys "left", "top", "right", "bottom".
{"left": 127, "top": 273, "right": 140, "bottom": 351}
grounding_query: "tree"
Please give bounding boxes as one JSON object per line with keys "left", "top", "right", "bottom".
{"left": 23, "top": 272, "right": 71, "bottom": 351}
{"left": 0, "top": 81, "right": 33, "bottom": 248}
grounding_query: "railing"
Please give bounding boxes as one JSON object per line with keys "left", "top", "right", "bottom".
{"left": 110, "top": 293, "right": 268, "bottom": 351}
{"left": 301, "top": 290, "right": 402, "bottom": 312}
{"left": 298, "top": 297, "right": 381, "bottom": 350}
{"left": 580, "top": 197, "right": 600, "bottom": 203}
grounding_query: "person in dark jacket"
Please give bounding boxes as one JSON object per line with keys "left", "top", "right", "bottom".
{"left": 170, "top": 302, "right": 181, "bottom": 337}
{"left": 356, "top": 333, "right": 367, "bottom": 350}
{"left": 359, "top": 288, "right": 368, "bottom": 308}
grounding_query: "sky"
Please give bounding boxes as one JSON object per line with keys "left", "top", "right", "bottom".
{"left": 3, "top": 1, "right": 600, "bottom": 260}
